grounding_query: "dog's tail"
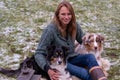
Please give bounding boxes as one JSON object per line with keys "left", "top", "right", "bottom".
{"left": 0, "top": 57, "right": 32, "bottom": 77}
{"left": 0, "top": 68, "right": 20, "bottom": 77}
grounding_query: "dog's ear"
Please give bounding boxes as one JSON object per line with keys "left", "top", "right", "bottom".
{"left": 47, "top": 45, "right": 56, "bottom": 52}
{"left": 61, "top": 46, "right": 69, "bottom": 52}
{"left": 61, "top": 46, "right": 69, "bottom": 57}
{"left": 82, "top": 36, "right": 86, "bottom": 44}
{"left": 97, "top": 34, "right": 105, "bottom": 43}
{"left": 61, "top": 46, "right": 69, "bottom": 62}
{"left": 82, "top": 33, "right": 90, "bottom": 44}
{"left": 47, "top": 45, "right": 56, "bottom": 60}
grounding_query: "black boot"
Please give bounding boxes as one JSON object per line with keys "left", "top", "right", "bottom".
{"left": 89, "top": 66, "right": 107, "bottom": 80}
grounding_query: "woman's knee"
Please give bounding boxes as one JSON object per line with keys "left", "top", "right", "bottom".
{"left": 87, "top": 54, "right": 99, "bottom": 68}
{"left": 67, "top": 63, "right": 92, "bottom": 80}
{"left": 87, "top": 54, "right": 96, "bottom": 61}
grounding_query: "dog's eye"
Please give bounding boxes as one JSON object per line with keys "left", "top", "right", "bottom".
{"left": 96, "top": 40, "right": 99, "bottom": 42}
{"left": 96, "top": 39, "right": 101, "bottom": 42}
{"left": 50, "top": 57, "right": 54, "bottom": 60}
{"left": 53, "top": 52, "right": 59, "bottom": 57}
{"left": 56, "top": 52, "right": 59, "bottom": 56}
{"left": 60, "top": 52, "right": 62, "bottom": 55}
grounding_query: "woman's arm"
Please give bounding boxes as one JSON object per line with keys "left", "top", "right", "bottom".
{"left": 34, "top": 24, "right": 61, "bottom": 80}
{"left": 34, "top": 25, "right": 54, "bottom": 72}
{"left": 76, "top": 23, "right": 85, "bottom": 44}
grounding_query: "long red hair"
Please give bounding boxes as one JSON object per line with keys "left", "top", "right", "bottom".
{"left": 52, "top": 1, "right": 76, "bottom": 41}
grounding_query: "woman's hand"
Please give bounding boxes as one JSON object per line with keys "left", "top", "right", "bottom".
{"left": 48, "top": 69, "right": 60, "bottom": 80}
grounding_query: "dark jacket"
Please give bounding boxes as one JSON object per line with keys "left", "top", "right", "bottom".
{"left": 34, "top": 22, "right": 84, "bottom": 71}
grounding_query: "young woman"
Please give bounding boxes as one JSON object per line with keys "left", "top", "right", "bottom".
{"left": 34, "top": 1, "right": 107, "bottom": 80}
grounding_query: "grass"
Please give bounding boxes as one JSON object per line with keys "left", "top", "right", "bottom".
{"left": 0, "top": 0, "right": 120, "bottom": 80}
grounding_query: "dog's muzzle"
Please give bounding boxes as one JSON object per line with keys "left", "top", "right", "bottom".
{"left": 57, "top": 57, "right": 62, "bottom": 65}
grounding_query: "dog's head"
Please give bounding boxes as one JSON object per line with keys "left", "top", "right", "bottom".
{"left": 47, "top": 45, "right": 68, "bottom": 66}
{"left": 82, "top": 33, "right": 105, "bottom": 53}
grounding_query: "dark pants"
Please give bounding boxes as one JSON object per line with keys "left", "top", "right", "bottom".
{"left": 67, "top": 54, "right": 99, "bottom": 80}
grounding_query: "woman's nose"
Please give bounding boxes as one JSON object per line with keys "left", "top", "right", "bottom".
{"left": 64, "top": 14, "right": 69, "bottom": 18}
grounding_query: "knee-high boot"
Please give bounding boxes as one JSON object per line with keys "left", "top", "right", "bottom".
{"left": 89, "top": 66, "right": 107, "bottom": 80}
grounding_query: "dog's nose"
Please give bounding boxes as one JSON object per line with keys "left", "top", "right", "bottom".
{"left": 58, "top": 61, "right": 62, "bottom": 65}
{"left": 94, "top": 46, "right": 97, "bottom": 50}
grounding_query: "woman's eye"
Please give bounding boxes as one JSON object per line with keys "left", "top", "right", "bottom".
{"left": 61, "top": 13, "right": 71, "bottom": 16}
{"left": 68, "top": 13, "right": 71, "bottom": 15}
{"left": 61, "top": 13, "right": 65, "bottom": 15}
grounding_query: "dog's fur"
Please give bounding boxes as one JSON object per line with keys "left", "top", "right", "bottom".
{"left": 0, "top": 57, "right": 33, "bottom": 77}
{"left": 0, "top": 53, "right": 50, "bottom": 79}
{"left": 47, "top": 45, "right": 72, "bottom": 80}
{"left": 0, "top": 45, "right": 72, "bottom": 80}
{"left": 75, "top": 33, "right": 110, "bottom": 77}
{"left": 0, "top": 56, "right": 50, "bottom": 79}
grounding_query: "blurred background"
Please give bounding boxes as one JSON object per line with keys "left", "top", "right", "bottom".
{"left": 0, "top": 0, "right": 120, "bottom": 80}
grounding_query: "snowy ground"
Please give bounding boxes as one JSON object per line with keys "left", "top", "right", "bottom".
{"left": 0, "top": 0, "right": 120, "bottom": 80}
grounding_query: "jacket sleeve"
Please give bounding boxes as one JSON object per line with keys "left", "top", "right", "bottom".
{"left": 76, "top": 23, "right": 84, "bottom": 44}
{"left": 34, "top": 26, "right": 54, "bottom": 72}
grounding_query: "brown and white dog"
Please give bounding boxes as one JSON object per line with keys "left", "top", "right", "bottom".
{"left": 75, "top": 33, "right": 110, "bottom": 77}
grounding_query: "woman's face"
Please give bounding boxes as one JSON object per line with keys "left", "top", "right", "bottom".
{"left": 58, "top": 6, "right": 72, "bottom": 26}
